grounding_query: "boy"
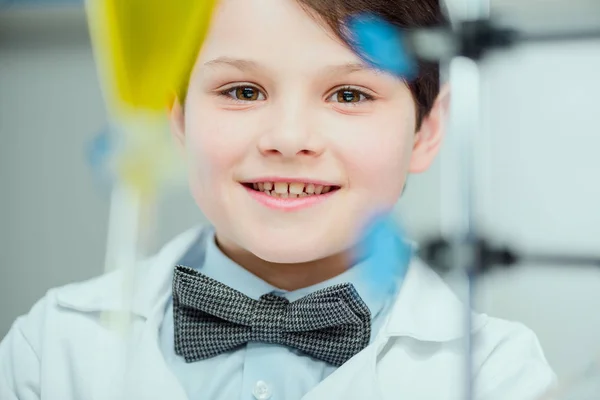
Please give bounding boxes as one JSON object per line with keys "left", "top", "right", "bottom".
{"left": 0, "top": 0, "right": 556, "bottom": 399}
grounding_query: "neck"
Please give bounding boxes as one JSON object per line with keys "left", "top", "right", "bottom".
{"left": 214, "top": 234, "right": 351, "bottom": 291}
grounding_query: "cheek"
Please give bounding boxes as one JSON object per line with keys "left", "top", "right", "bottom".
{"left": 329, "top": 111, "right": 414, "bottom": 205}
{"left": 183, "top": 104, "right": 248, "bottom": 224}
{"left": 183, "top": 104, "right": 249, "bottom": 183}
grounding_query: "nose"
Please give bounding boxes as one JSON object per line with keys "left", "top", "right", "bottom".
{"left": 257, "top": 100, "right": 325, "bottom": 159}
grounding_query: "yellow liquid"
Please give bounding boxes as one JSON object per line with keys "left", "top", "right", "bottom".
{"left": 86, "top": 0, "right": 218, "bottom": 114}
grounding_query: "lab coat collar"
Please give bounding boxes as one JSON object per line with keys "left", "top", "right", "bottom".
{"left": 382, "top": 257, "right": 486, "bottom": 341}
{"left": 55, "top": 226, "right": 482, "bottom": 343}
{"left": 55, "top": 226, "right": 205, "bottom": 319}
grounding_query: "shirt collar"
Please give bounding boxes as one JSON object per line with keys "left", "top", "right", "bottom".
{"left": 198, "top": 228, "right": 393, "bottom": 321}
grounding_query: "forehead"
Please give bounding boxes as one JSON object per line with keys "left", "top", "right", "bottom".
{"left": 198, "top": 0, "right": 362, "bottom": 70}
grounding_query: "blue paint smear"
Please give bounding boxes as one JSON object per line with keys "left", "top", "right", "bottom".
{"left": 346, "top": 13, "right": 418, "bottom": 80}
{"left": 357, "top": 212, "right": 412, "bottom": 293}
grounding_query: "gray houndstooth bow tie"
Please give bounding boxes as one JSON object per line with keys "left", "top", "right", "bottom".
{"left": 172, "top": 265, "right": 371, "bottom": 367}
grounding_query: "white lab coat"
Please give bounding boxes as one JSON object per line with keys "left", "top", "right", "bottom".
{"left": 0, "top": 227, "right": 556, "bottom": 400}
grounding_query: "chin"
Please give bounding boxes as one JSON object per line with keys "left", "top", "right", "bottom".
{"left": 240, "top": 227, "right": 349, "bottom": 265}
{"left": 249, "top": 244, "right": 325, "bottom": 264}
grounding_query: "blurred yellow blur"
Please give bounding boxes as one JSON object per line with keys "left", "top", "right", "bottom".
{"left": 85, "top": 0, "right": 218, "bottom": 115}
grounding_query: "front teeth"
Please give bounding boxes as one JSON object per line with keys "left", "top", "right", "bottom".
{"left": 274, "top": 182, "right": 288, "bottom": 194}
{"left": 250, "top": 182, "right": 334, "bottom": 198}
{"left": 289, "top": 182, "right": 304, "bottom": 195}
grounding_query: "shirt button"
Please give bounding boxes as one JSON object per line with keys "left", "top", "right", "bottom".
{"left": 253, "top": 380, "right": 272, "bottom": 400}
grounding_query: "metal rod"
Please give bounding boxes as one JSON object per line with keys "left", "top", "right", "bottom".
{"left": 517, "top": 254, "right": 600, "bottom": 268}
{"left": 443, "top": 55, "right": 483, "bottom": 400}
{"left": 447, "top": 2, "right": 490, "bottom": 399}
{"left": 519, "top": 30, "right": 600, "bottom": 44}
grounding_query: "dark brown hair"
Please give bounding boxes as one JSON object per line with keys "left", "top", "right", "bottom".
{"left": 296, "top": 0, "right": 444, "bottom": 130}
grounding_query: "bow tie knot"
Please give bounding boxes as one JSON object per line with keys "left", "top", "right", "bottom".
{"left": 251, "top": 294, "right": 288, "bottom": 342}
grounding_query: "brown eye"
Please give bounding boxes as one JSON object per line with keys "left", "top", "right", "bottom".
{"left": 236, "top": 86, "right": 260, "bottom": 101}
{"left": 336, "top": 89, "right": 362, "bottom": 103}
{"left": 222, "top": 85, "right": 265, "bottom": 102}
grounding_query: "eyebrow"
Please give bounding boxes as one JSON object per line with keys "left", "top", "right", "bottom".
{"left": 322, "top": 62, "right": 376, "bottom": 76}
{"left": 203, "top": 57, "right": 377, "bottom": 76}
{"left": 203, "top": 57, "right": 263, "bottom": 72}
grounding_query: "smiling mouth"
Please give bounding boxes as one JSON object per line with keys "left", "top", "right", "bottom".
{"left": 241, "top": 181, "right": 341, "bottom": 198}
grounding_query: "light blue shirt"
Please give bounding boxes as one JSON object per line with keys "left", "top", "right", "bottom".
{"left": 159, "top": 228, "right": 399, "bottom": 400}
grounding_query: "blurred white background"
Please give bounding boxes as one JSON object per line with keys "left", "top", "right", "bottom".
{"left": 1, "top": 0, "right": 599, "bottom": 383}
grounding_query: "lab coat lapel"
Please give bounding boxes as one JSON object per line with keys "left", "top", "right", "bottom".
{"left": 120, "top": 300, "right": 189, "bottom": 400}
{"left": 84, "top": 309, "right": 188, "bottom": 400}
{"left": 55, "top": 227, "right": 205, "bottom": 400}
{"left": 300, "top": 265, "right": 406, "bottom": 400}
{"left": 302, "top": 258, "right": 482, "bottom": 399}
{"left": 301, "top": 337, "right": 387, "bottom": 400}
{"left": 120, "top": 228, "right": 209, "bottom": 400}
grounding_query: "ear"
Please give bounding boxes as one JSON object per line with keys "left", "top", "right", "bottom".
{"left": 409, "top": 84, "right": 450, "bottom": 173}
{"left": 169, "top": 98, "right": 186, "bottom": 150}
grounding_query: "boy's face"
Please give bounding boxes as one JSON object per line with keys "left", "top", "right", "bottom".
{"left": 171, "top": 0, "right": 443, "bottom": 264}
